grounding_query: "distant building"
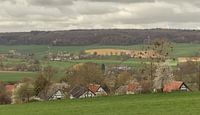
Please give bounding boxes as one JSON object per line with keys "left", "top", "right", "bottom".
{"left": 163, "top": 81, "right": 191, "bottom": 92}
{"left": 105, "top": 65, "right": 132, "bottom": 75}
{"left": 115, "top": 82, "right": 142, "bottom": 95}
{"left": 48, "top": 89, "right": 65, "bottom": 100}
{"left": 38, "top": 83, "right": 69, "bottom": 100}
{"left": 127, "top": 82, "right": 142, "bottom": 94}
{"left": 5, "top": 84, "right": 15, "bottom": 95}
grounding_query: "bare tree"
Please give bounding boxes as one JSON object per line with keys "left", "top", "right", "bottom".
{"left": 13, "top": 83, "right": 35, "bottom": 103}
{"left": 65, "top": 63, "right": 104, "bottom": 87}
{"left": 153, "top": 62, "right": 174, "bottom": 92}
{"left": 34, "top": 66, "right": 55, "bottom": 97}
{"left": 115, "top": 71, "right": 133, "bottom": 89}
{"left": 139, "top": 39, "right": 173, "bottom": 91}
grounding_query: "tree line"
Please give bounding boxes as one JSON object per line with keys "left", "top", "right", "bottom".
{"left": 0, "top": 29, "right": 200, "bottom": 45}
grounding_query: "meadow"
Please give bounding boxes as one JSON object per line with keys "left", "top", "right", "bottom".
{"left": 0, "top": 92, "right": 200, "bottom": 115}
{"left": 0, "top": 43, "right": 199, "bottom": 58}
{"left": 0, "top": 71, "right": 36, "bottom": 82}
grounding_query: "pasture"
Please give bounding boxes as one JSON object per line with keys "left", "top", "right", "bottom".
{"left": 0, "top": 71, "right": 36, "bottom": 82}
{"left": 0, "top": 43, "right": 199, "bottom": 58}
{"left": 0, "top": 92, "right": 200, "bottom": 115}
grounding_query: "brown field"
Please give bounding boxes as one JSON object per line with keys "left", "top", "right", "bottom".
{"left": 178, "top": 57, "right": 200, "bottom": 63}
{"left": 85, "top": 49, "right": 159, "bottom": 58}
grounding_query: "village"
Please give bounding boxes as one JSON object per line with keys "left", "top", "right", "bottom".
{"left": 0, "top": 42, "right": 198, "bottom": 105}
{"left": 0, "top": 68, "right": 191, "bottom": 104}
{"left": 1, "top": 0, "right": 200, "bottom": 114}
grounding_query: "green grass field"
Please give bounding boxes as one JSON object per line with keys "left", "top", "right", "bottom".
{"left": 0, "top": 43, "right": 199, "bottom": 58}
{"left": 0, "top": 71, "right": 36, "bottom": 82}
{"left": 0, "top": 92, "right": 200, "bottom": 115}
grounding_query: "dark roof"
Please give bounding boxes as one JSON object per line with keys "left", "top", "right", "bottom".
{"left": 38, "top": 88, "right": 64, "bottom": 100}
{"left": 69, "top": 86, "right": 88, "bottom": 98}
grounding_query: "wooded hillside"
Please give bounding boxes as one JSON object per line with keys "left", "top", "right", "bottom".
{"left": 0, "top": 29, "right": 199, "bottom": 45}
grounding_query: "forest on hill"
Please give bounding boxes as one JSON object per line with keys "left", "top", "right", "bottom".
{"left": 0, "top": 29, "right": 200, "bottom": 46}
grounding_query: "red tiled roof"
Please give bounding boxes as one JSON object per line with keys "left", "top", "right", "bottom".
{"left": 5, "top": 85, "right": 15, "bottom": 93}
{"left": 88, "top": 84, "right": 101, "bottom": 93}
{"left": 163, "top": 81, "right": 183, "bottom": 92}
{"left": 127, "top": 83, "right": 140, "bottom": 92}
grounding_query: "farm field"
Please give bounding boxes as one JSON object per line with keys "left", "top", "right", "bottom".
{"left": 0, "top": 43, "right": 199, "bottom": 82}
{"left": 0, "top": 92, "right": 200, "bottom": 115}
{"left": 0, "top": 43, "right": 199, "bottom": 58}
{"left": 0, "top": 71, "right": 36, "bottom": 82}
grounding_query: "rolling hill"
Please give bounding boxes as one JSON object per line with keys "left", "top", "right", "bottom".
{"left": 0, "top": 29, "right": 200, "bottom": 46}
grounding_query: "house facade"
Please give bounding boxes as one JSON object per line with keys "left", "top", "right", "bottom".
{"left": 49, "top": 89, "right": 65, "bottom": 100}
{"left": 79, "top": 90, "right": 95, "bottom": 99}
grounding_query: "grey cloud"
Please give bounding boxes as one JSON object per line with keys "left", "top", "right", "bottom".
{"left": 28, "top": 0, "right": 74, "bottom": 6}
{"left": 1, "top": 0, "right": 200, "bottom": 32}
{"left": 73, "top": 2, "right": 119, "bottom": 15}
{"left": 84, "top": 0, "right": 155, "bottom": 3}
{"left": 108, "top": 5, "right": 200, "bottom": 24}
{"left": 0, "top": 0, "right": 16, "bottom": 4}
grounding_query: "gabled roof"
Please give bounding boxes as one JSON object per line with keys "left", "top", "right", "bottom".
{"left": 48, "top": 89, "right": 64, "bottom": 99}
{"left": 88, "top": 84, "right": 101, "bottom": 93}
{"left": 38, "top": 89, "right": 62, "bottom": 100}
{"left": 69, "top": 86, "right": 88, "bottom": 98}
{"left": 163, "top": 81, "right": 186, "bottom": 92}
{"left": 5, "top": 85, "right": 15, "bottom": 93}
{"left": 38, "top": 83, "right": 68, "bottom": 100}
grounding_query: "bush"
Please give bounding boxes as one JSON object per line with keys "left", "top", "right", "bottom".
{"left": 13, "top": 83, "right": 35, "bottom": 104}
{"left": 0, "top": 94, "right": 11, "bottom": 105}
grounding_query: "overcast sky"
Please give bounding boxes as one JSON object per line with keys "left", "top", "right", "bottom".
{"left": 1, "top": 0, "right": 200, "bottom": 32}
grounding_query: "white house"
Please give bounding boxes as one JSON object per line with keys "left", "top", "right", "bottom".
{"left": 49, "top": 89, "right": 65, "bottom": 100}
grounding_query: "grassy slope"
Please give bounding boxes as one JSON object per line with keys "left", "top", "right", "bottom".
{"left": 0, "top": 92, "right": 200, "bottom": 115}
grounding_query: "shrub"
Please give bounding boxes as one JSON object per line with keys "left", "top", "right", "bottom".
{"left": 0, "top": 94, "right": 11, "bottom": 104}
